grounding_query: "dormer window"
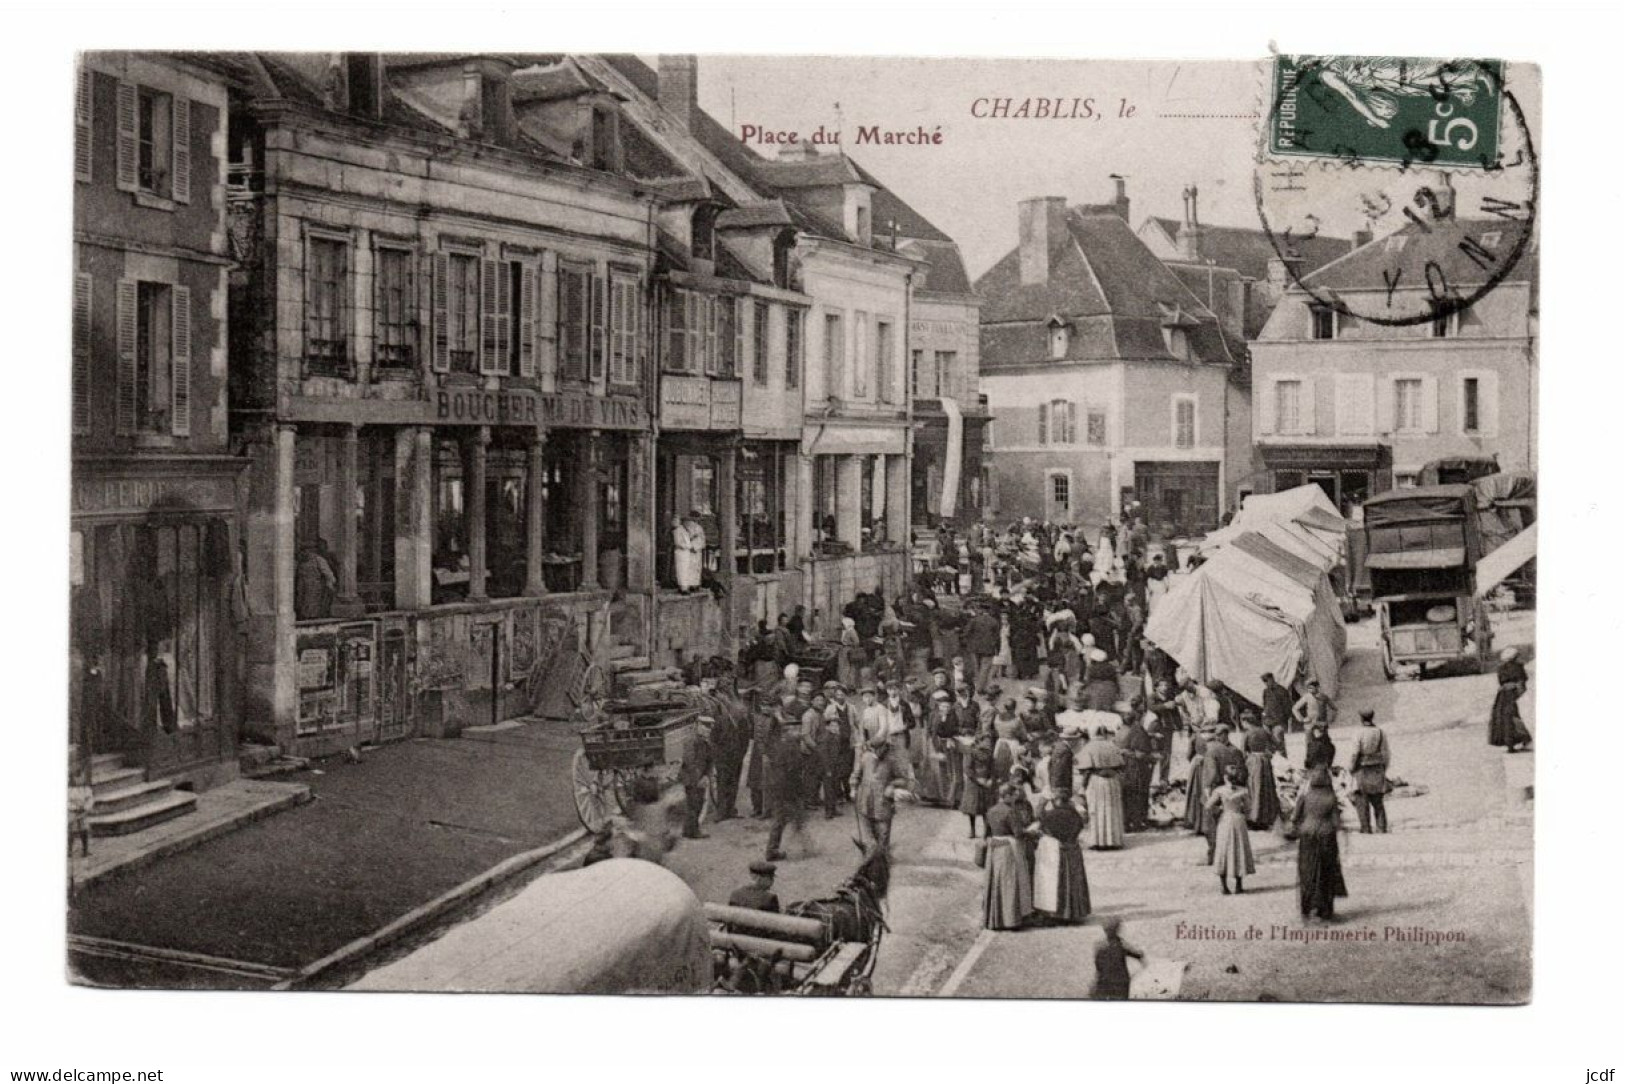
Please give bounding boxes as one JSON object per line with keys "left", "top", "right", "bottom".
{"left": 1310, "top": 305, "right": 1338, "bottom": 340}
{"left": 1047, "top": 317, "right": 1069, "bottom": 360}
{"left": 772, "top": 230, "right": 795, "bottom": 290}
{"left": 345, "top": 55, "right": 381, "bottom": 119}
{"left": 590, "top": 105, "right": 621, "bottom": 171}
{"left": 1161, "top": 325, "right": 1190, "bottom": 360}
{"left": 692, "top": 205, "right": 720, "bottom": 263}
{"left": 855, "top": 204, "right": 871, "bottom": 245}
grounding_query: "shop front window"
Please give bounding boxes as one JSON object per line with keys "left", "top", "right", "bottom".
{"left": 736, "top": 444, "right": 785, "bottom": 574}
{"left": 432, "top": 438, "right": 469, "bottom": 603}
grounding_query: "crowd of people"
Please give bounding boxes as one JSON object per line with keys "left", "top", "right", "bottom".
{"left": 664, "top": 509, "right": 1461, "bottom": 945}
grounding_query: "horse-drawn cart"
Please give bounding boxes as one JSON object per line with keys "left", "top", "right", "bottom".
{"left": 571, "top": 699, "right": 702, "bottom": 834}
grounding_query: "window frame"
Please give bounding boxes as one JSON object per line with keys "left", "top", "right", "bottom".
{"left": 1275, "top": 378, "right": 1304, "bottom": 435}
{"left": 1172, "top": 393, "right": 1198, "bottom": 449}
{"left": 372, "top": 241, "right": 419, "bottom": 373}
{"left": 823, "top": 311, "right": 845, "bottom": 400}
{"left": 445, "top": 249, "right": 482, "bottom": 375}
{"left": 1393, "top": 377, "right": 1425, "bottom": 434}
{"left": 1309, "top": 305, "right": 1338, "bottom": 341}
{"left": 784, "top": 307, "right": 802, "bottom": 390}
{"left": 305, "top": 231, "right": 354, "bottom": 377}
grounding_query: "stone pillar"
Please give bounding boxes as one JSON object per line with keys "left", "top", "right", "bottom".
{"left": 578, "top": 430, "right": 601, "bottom": 590}
{"left": 887, "top": 451, "right": 910, "bottom": 545}
{"left": 873, "top": 454, "right": 888, "bottom": 537}
{"left": 271, "top": 424, "right": 298, "bottom": 740}
{"left": 624, "top": 432, "right": 655, "bottom": 593}
{"left": 837, "top": 454, "right": 863, "bottom": 549}
{"left": 524, "top": 429, "right": 548, "bottom": 596}
{"left": 395, "top": 427, "right": 433, "bottom": 609}
{"left": 791, "top": 448, "right": 812, "bottom": 564}
{"left": 466, "top": 426, "right": 489, "bottom": 602}
{"left": 332, "top": 424, "right": 365, "bottom": 617}
{"left": 719, "top": 444, "right": 739, "bottom": 583}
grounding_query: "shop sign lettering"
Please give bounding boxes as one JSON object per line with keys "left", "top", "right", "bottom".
{"left": 72, "top": 477, "right": 235, "bottom": 516}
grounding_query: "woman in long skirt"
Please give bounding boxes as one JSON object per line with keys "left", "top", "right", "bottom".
{"left": 989, "top": 613, "right": 1014, "bottom": 683}
{"left": 960, "top": 732, "right": 996, "bottom": 838}
{"left": 1242, "top": 718, "right": 1282, "bottom": 829}
{"left": 1032, "top": 789, "right": 1091, "bottom": 924}
{"left": 836, "top": 617, "right": 863, "bottom": 691}
{"left": 1488, "top": 647, "right": 1532, "bottom": 752}
{"left": 982, "top": 785, "right": 1034, "bottom": 930}
{"left": 1205, "top": 764, "right": 1256, "bottom": 894}
{"left": 1290, "top": 767, "right": 1348, "bottom": 921}
{"left": 1079, "top": 727, "right": 1126, "bottom": 849}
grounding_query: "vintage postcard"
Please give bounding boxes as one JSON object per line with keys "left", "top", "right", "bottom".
{"left": 67, "top": 51, "right": 1537, "bottom": 1003}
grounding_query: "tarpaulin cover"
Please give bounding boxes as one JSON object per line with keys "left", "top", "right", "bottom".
{"left": 1363, "top": 485, "right": 1477, "bottom": 527}
{"left": 1230, "top": 485, "right": 1349, "bottom": 556}
{"left": 1472, "top": 471, "right": 1537, "bottom": 554}
{"left": 348, "top": 859, "right": 712, "bottom": 994}
{"left": 1145, "top": 537, "right": 1346, "bottom": 707}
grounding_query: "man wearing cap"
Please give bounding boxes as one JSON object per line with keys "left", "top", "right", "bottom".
{"left": 851, "top": 734, "right": 914, "bottom": 852}
{"left": 729, "top": 861, "right": 781, "bottom": 913}
{"left": 1348, "top": 709, "right": 1392, "bottom": 834}
{"left": 1292, "top": 679, "right": 1337, "bottom": 734}
{"left": 679, "top": 716, "right": 715, "bottom": 840}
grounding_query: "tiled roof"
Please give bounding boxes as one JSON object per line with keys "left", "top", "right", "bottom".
{"left": 898, "top": 238, "right": 973, "bottom": 296}
{"left": 512, "top": 64, "right": 603, "bottom": 103}
{"left": 753, "top": 155, "right": 867, "bottom": 188}
{"left": 1146, "top": 216, "right": 1351, "bottom": 281}
{"left": 977, "top": 208, "right": 1234, "bottom": 367}
{"left": 716, "top": 202, "right": 794, "bottom": 230}
{"left": 1300, "top": 216, "right": 1536, "bottom": 294}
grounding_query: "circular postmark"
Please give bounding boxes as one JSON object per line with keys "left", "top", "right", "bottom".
{"left": 1254, "top": 56, "right": 1537, "bottom": 327}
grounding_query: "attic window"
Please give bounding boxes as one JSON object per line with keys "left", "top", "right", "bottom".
{"left": 346, "top": 55, "right": 380, "bottom": 118}
{"left": 480, "top": 75, "right": 513, "bottom": 142}
{"left": 1048, "top": 323, "right": 1069, "bottom": 360}
{"left": 1161, "top": 325, "right": 1191, "bottom": 360}
{"left": 855, "top": 204, "right": 871, "bottom": 245}
{"left": 772, "top": 230, "right": 794, "bottom": 290}
{"left": 692, "top": 205, "right": 720, "bottom": 263}
{"left": 590, "top": 105, "right": 620, "bottom": 171}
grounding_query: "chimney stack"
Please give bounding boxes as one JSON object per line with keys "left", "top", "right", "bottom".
{"left": 658, "top": 55, "right": 699, "bottom": 131}
{"left": 1110, "top": 173, "right": 1130, "bottom": 222}
{"left": 1352, "top": 226, "right": 1374, "bottom": 250}
{"left": 1018, "top": 197, "right": 1069, "bottom": 286}
{"left": 1176, "top": 184, "right": 1204, "bottom": 260}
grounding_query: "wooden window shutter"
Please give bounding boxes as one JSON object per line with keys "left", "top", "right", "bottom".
{"left": 75, "top": 68, "right": 93, "bottom": 184}
{"left": 170, "top": 284, "right": 192, "bottom": 436}
{"left": 73, "top": 273, "right": 92, "bottom": 434}
{"left": 1300, "top": 376, "right": 1317, "bottom": 435}
{"left": 171, "top": 97, "right": 192, "bottom": 205}
{"left": 537, "top": 251, "right": 558, "bottom": 379}
{"left": 479, "top": 258, "right": 498, "bottom": 374}
{"left": 431, "top": 252, "right": 450, "bottom": 372}
{"left": 1421, "top": 375, "right": 1439, "bottom": 433}
{"left": 633, "top": 277, "right": 647, "bottom": 385}
{"left": 734, "top": 297, "right": 747, "bottom": 380}
{"left": 1479, "top": 372, "right": 1500, "bottom": 439}
{"left": 496, "top": 260, "right": 513, "bottom": 374}
{"left": 703, "top": 295, "right": 719, "bottom": 377}
{"left": 589, "top": 273, "right": 606, "bottom": 381}
{"left": 1037, "top": 402, "right": 1049, "bottom": 446}
{"left": 115, "top": 279, "right": 138, "bottom": 434}
{"left": 1259, "top": 378, "right": 1277, "bottom": 435}
{"left": 666, "top": 287, "right": 687, "bottom": 373}
{"left": 115, "top": 81, "right": 138, "bottom": 192}
{"left": 518, "top": 260, "right": 537, "bottom": 378}
{"left": 1376, "top": 376, "right": 1397, "bottom": 433}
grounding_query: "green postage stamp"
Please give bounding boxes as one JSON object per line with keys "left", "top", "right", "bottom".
{"left": 1267, "top": 55, "right": 1505, "bottom": 169}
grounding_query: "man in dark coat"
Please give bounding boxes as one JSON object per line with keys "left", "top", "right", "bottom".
{"left": 1260, "top": 672, "right": 1293, "bottom": 735}
{"left": 679, "top": 717, "right": 715, "bottom": 840}
{"left": 966, "top": 606, "right": 1002, "bottom": 689}
{"left": 705, "top": 682, "right": 747, "bottom": 821}
{"left": 764, "top": 698, "right": 809, "bottom": 860}
{"left": 1115, "top": 713, "right": 1156, "bottom": 832}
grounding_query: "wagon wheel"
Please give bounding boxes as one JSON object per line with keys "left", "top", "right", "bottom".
{"left": 571, "top": 749, "right": 624, "bottom": 834}
{"left": 580, "top": 660, "right": 614, "bottom": 704}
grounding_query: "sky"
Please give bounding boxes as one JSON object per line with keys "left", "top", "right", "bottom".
{"left": 689, "top": 56, "right": 1542, "bottom": 279}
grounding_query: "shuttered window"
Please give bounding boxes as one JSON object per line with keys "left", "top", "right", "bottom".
{"left": 589, "top": 274, "right": 607, "bottom": 381}
{"left": 609, "top": 274, "right": 640, "bottom": 385}
{"left": 75, "top": 68, "right": 93, "bottom": 184}
{"left": 116, "top": 279, "right": 189, "bottom": 436}
{"left": 446, "top": 252, "right": 479, "bottom": 373}
{"left": 558, "top": 264, "right": 591, "bottom": 381}
{"left": 517, "top": 261, "right": 537, "bottom": 378}
{"left": 479, "top": 257, "right": 511, "bottom": 375}
{"left": 117, "top": 84, "right": 188, "bottom": 202}
{"left": 665, "top": 287, "right": 689, "bottom": 373}
{"left": 823, "top": 313, "right": 843, "bottom": 399}
{"left": 73, "top": 273, "right": 92, "bottom": 433}
{"left": 716, "top": 292, "right": 737, "bottom": 378}
{"left": 852, "top": 311, "right": 869, "bottom": 398}
{"left": 785, "top": 309, "right": 802, "bottom": 390}
{"left": 1173, "top": 397, "right": 1196, "bottom": 448}
{"left": 876, "top": 320, "right": 895, "bottom": 404}
{"left": 753, "top": 302, "right": 771, "bottom": 386}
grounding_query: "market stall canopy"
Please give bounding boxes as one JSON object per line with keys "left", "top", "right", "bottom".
{"left": 346, "top": 859, "right": 711, "bottom": 993}
{"left": 1216, "top": 484, "right": 1349, "bottom": 559}
{"left": 1146, "top": 534, "right": 1346, "bottom": 706}
{"left": 1200, "top": 518, "right": 1341, "bottom": 572}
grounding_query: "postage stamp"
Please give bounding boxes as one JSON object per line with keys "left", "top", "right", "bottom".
{"left": 1265, "top": 55, "right": 1506, "bottom": 169}
{"left": 1254, "top": 55, "right": 1538, "bottom": 326}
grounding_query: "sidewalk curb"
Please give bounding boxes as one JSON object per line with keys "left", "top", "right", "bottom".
{"left": 72, "top": 784, "right": 314, "bottom": 894}
{"left": 275, "top": 826, "right": 590, "bottom": 991}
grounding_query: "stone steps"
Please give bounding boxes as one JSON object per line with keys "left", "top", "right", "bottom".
{"left": 90, "top": 765, "right": 146, "bottom": 795}
{"left": 88, "top": 788, "right": 198, "bottom": 837}
{"left": 91, "top": 778, "right": 177, "bottom": 815}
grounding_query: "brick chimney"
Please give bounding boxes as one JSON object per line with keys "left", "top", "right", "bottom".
{"left": 1018, "top": 196, "right": 1068, "bottom": 286}
{"left": 1109, "top": 174, "right": 1130, "bottom": 222}
{"left": 1352, "top": 226, "right": 1374, "bottom": 250}
{"left": 658, "top": 55, "right": 699, "bottom": 131}
{"left": 1176, "top": 183, "right": 1204, "bottom": 260}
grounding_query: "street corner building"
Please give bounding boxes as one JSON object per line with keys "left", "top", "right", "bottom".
{"left": 978, "top": 180, "right": 1245, "bottom": 537}
{"left": 69, "top": 52, "right": 990, "bottom": 777}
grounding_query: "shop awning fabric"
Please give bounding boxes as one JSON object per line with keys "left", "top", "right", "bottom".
{"left": 1148, "top": 488, "right": 1349, "bottom": 707}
